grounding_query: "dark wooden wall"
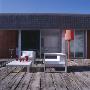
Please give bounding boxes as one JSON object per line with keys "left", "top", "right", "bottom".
{"left": 0, "top": 30, "right": 18, "bottom": 58}
{"left": 87, "top": 30, "right": 90, "bottom": 59}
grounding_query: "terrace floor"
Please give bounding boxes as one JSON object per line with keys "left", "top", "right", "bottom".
{"left": 0, "top": 59, "right": 90, "bottom": 90}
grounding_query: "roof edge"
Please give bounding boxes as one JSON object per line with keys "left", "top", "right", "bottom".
{"left": 0, "top": 13, "right": 90, "bottom": 16}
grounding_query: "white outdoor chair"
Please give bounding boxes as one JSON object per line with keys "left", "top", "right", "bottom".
{"left": 44, "top": 53, "right": 67, "bottom": 72}
{"left": 21, "top": 51, "right": 36, "bottom": 63}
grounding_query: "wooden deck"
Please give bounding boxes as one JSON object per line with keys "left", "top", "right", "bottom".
{"left": 0, "top": 59, "right": 90, "bottom": 90}
{"left": 0, "top": 69, "right": 90, "bottom": 90}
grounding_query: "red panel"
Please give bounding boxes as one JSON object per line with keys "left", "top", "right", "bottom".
{"left": 65, "top": 30, "right": 71, "bottom": 40}
{"left": 65, "top": 30, "right": 74, "bottom": 40}
{"left": 71, "top": 31, "right": 74, "bottom": 40}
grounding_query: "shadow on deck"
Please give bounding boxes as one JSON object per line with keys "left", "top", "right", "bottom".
{"left": 20, "top": 65, "right": 90, "bottom": 73}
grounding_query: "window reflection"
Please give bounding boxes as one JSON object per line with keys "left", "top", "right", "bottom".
{"left": 70, "top": 40, "right": 74, "bottom": 58}
{"left": 75, "top": 31, "right": 84, "bottom": 58}
{"left": 63, "top": 30, "right": 85, "bottom": 59}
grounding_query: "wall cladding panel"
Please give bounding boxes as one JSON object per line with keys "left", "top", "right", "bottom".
{"left": 87, "top": 30, "right": 90, "bottom": 59}
{"left": 0, "top": 14, "right": 90, "bottom": 30}
{"left": 0, "top": 30, "right": 18, "bottom": 58}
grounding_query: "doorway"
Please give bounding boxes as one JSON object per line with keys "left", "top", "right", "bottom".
{"left": 21, "top": 30, "right": 40, "bottom": 58}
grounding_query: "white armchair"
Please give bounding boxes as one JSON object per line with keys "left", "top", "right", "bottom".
{"left": 44, "top": 53, "right": 67, "bottom": 72}
{"left": 21, "top": 51, "right": 36, "bottom": 63}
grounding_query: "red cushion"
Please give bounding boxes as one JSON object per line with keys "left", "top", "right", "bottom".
{"left": 71, "top": 31, "right": 74, "bottom": 40}
{"left": 65, "top": 30, "right": 74, "bottom": 40}
{"left": 16, "top": 55, "right": 18, "bottom": 61}
{"left": 25, "top": 56, "right": 28, "bottom": 61}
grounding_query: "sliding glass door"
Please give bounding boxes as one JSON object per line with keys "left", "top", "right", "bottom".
{"left": 41, "top": 29, "right": 61, "bottom": 58}
{"left": 63, "top": 30, "right": 86, "bottom": 59}
{"left": 74, "top": 31, "right": 84, "bottom": 58}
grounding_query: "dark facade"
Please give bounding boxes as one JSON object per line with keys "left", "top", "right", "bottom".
{"left": 0, "top": 30, "right": 18, "bottom": 58}
{"left": 0, "top": 13, "right": 90, "bottom": 59}
{"left": 0, "top": 13, "right": 90, "bottom": 30}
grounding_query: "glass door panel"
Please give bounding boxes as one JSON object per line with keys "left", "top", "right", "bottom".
{"left": 75, "top": 31, "right": 84, "bottom": 58}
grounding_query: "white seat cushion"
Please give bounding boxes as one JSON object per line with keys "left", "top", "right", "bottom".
{"left": 22, "top": 51, "right": 33, "bottom": 57}
{"left": 21, "top": 51, "right": 36, "bottom": 63}
{"left": 45, "top": 59, "right": 65, "bottom": 65}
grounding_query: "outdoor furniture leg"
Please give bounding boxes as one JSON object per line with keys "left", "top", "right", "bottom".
{"left": 27, "top": 66, "right": 29, "bottom": 72}
{"left": 65, "top": 65, "right": 67, "bottom": 73}
{"left": 29, "top": 66, "right": 30, "bottom": 72}
{"left": 44, "top": 64, "right": 45, "bottom": 73}
{"left": 43, "top": 56, "right": 46, "bottom": 77}
{"left": 6, "top": 66, "right": 8, "bottom": 74}
{"left": 10, "top": 66, "right": 12, "bottom": 72}
{"left": 65, "top": 58, "right": 67, "bottom": 73}
{"left": 82, "top": 59, "right": 84, "bottom": 65}
{"left": 44, "top": 54, "right": 45, "bottom": 73}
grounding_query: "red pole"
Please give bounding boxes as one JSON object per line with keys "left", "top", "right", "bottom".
{"left": 68, "top": 40, "right": 70, "bottom": 62}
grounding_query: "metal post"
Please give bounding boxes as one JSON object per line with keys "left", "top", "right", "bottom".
{"left": 74, "top": 30, "right": 75, "bottom": 59}
{"left": 18, "top": 30, "right": 21, "bottom": 59}
{"left": 68, "top": 40, "right": 70, "bottom": 62}
{"left": 44, "top": 53, "right": 45, "bottom": 73}
{"left": 40, "top": 30, "right": 41, "bottom": 58}
{"left": 86, "top": 30, "right": 87, "bottom": 59}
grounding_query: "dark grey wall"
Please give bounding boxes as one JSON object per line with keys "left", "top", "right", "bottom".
{"left": 0, "top": 13, "right": 90, "bottom": 30}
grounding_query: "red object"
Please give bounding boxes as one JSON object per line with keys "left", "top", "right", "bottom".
{"left": 71, "top": 31, "right": 74, "bottom": 40}
{"left": 65, "top": 30, "right": 74, "bottom": 62}
{"left": 65, "top": 30, "right": 74, "bottom": 40}
{"left": 20, "top": 58, "right": 22, "bottom": 62}
{"left": 65, "top": 30, "right": 71, "bottom": 40}
{"left": 25, "top": 56, "right": 28, "bottom": 61}
{"left": 16, "top": 55, "right": 18, "bottom": 61}
{"left": 68, "top": 40, "right": 70, "bottom": 62}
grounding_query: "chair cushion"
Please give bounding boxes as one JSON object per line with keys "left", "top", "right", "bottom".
{"left": 25, "top": 56, "right": 28, "bottom": 61}
{"left": 22, "top": 51, "right": 33, "bottom": 57}
{"left": 45, "top": 59, "right": 65, "bottom": 65}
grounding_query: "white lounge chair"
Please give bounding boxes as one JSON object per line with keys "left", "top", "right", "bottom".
{"left": 44, "top": 53, "right": 67, "bottom": 72}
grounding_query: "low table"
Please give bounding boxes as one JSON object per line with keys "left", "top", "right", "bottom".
{"left": 6, "top": 60, "right": 32, "bottom": 72}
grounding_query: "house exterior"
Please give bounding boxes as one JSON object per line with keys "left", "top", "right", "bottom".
{"left": 0, "top": 13, "right": 90, "bottom": 59}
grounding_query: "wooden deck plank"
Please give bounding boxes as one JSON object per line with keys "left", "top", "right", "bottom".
{"left": 4, "top": 72, "right": 25, "bottom": 90}
{"left": 0, "top": 72, "right": 18, "bottom": 90}
{"left": 67, "top": 73, "right": 82, "bottom": 90}
{"left": 10, "top": 72, "right": 25, "bottom": 90}
{"left": 15, "top": 73, "right": 32, "bottom": 90}
{"left": 40, "top": 72, "right": 46, "bottom": 90}
{"left": 30, "top": 72, "right": 41, "bottom": 90}
{"left": 0, "top": 67, "right": 15, "bottom": 81}
{"left": 60, "top": 73, "right": 76, "bottom": 90}
{"left": 27, "top": 73, "right": 37, "bottom": 90}
{"left": 45, "top": 73, "right": 56, "bottom": 90}
{"left": 75, "top": 72, "right": 90, "bottom": 89}
{"left": 0, "top": 66, "right": 22, "bottom": 81}
{"left": 0, "top": 67, "right": 21, "bottom": 81}
{"left": 52, "top": 73, "right": 67, "bottom": 90}
{"left": 0, "top": 67, "right": 22, "bottom": 90}
{"left": 69, "top": 72, "right": 90, "bottom": 90}
{"left": 81, "top": 71, "right": 90, "bottom": 79}
{"left": 70, "top": 72, "right": 86, "bottom": 90}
